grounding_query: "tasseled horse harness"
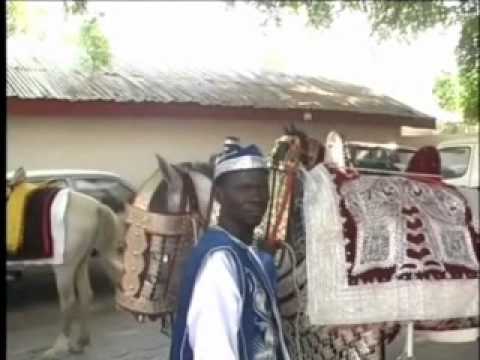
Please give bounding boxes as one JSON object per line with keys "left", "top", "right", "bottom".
{"left": 116, "top": 166, "right": 202, "bottom": 325}
{"left": 260, "top": 134, "right": 303, "bottom": 251}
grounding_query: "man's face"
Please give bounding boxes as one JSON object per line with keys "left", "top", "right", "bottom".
{"left": 216, "top": 169, "right": 269, "bottom": 228}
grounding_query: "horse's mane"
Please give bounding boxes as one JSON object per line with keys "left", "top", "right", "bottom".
{"left": 284, "top": 124, "right": 325, "bottom": 167}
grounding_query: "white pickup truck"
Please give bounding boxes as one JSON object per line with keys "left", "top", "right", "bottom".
{"left": 437, "top": 135, "right": 479, "bottom": 189}
{"left": 417, "top": 136, "right": 479, "bottom": 343}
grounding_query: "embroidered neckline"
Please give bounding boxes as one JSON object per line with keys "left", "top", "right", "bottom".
{"left": 210, "top": 225, "right": 255, "bottom": 250}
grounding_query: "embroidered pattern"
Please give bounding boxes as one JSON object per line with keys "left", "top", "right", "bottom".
{"left": 246, "top": 269, "right": 278, "bottom": 360}
{"left": 339, "top": 175, "right": 479, "bottom": 283}
{"left": 303, "top": 165, "right": 479, "bottom": 325}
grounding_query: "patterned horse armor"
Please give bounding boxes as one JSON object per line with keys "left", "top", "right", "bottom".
{"left": 116, "top": 168, "right": 201, "bottom": 322}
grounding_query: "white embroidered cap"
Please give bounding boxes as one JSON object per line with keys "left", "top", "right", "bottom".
{"left": 214, "top": 144, "right": 268, "bottom": 180}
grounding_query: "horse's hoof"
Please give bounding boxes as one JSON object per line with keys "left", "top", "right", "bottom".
{"left": 68, "top": 342, "right": 86, "bottom": 354}
{"left": 39, "top": 349, "right": 61, "bottom": 360}
{"left": 78, "top": 335, "right": 91, "bottom": 347}
{"left": 68, "top": 345, "right": 85, "bottom": 354}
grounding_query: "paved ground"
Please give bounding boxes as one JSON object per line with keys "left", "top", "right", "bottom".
{"left": 7, "top": 261, "right": 479, "bottom": 360}
{"left": 7, "top": 261, "right": 170, "bottom": 360}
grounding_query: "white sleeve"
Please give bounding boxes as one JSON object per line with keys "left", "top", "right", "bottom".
{"left": 187, "top": 251, "right": 243, "bottom": 360}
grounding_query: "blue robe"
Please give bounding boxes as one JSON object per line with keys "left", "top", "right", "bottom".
{"left": 169, "top": 227, "right": 290, "bottom": 360}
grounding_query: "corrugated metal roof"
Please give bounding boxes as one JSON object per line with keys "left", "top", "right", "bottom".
{"left": 7, "top": 52, "right": 432, "bottom": 119}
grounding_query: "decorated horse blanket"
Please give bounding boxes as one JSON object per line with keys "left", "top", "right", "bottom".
{"left": 304, "top": 164, "right": 479, "bottom": 325}
{"left": 7, "top": 187, "right": 69, "bottom": 266}
{"left": 7, "top": 182, "right": 44, "bottom": 254}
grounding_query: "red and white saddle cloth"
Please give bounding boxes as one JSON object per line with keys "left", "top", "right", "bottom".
{"left": 304, "top": 164, "right": 479, "bottom": 326}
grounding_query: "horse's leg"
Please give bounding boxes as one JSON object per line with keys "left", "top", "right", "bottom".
{"left": 70, "top": 256, "right": 93, "bottom": 353}
{"left": 95, "top": 206, "right": 124, "bottom": 287}
{"left": 40, "top": 265, "right": 78, "bottom": 360}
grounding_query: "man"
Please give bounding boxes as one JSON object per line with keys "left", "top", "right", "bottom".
{"left": 170, "top": 143, "right": 290, "bottom": 360}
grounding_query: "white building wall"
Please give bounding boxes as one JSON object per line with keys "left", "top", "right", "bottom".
{"left": 7, "top": 114, "right": 401, "bottom": 188}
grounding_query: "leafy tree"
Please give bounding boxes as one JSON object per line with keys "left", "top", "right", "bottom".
{"left": 63, "top": 0, "right": 88, "bottom": 15}
{"left": 245, "top": 0, "right": 479, "bottom": 124}
{"left": 433, "top": 73, "right": 460, "bottom": 113}
{"left": 78, "top": 17, "right": 112, "bottom": 72}
{"left": 432, "top": 70, "right": 478, "bottom": 126}
{"left": 7, "top": 2, "right": 29, "bottom": 36}
{"left": 7, "top": 0, "right": 111, "bottom": 72}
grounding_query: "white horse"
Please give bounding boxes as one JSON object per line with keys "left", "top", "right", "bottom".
{"left": 7, "top": 167, "right": 124, "bottom": 360}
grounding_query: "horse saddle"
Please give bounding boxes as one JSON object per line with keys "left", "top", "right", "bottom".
{"left": 7, "top": 182, "right": 60, "bottom": 260}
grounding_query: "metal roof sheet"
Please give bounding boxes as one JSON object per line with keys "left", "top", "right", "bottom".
{"left": 7, "top": 52, "right": 433, "bottom": 120}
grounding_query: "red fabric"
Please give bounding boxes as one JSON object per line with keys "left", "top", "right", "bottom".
{"left": 41, "top": 189, "right": 58, "bottom": 257}
{"left": 267, "top": 168, "right": 296, "bottom": 250}
{"left": 406, "top": 146, "right": 442, "bottom": 183}
{"left": 8, "top": 187, "right": 59, "bottom": 261}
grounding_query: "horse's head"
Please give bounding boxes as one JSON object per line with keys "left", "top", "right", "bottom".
{"left": 153, "top": 155, "right": 212, "bottom": 226}
{"left": 6, "top": 167, "right": 27, "bottom": 198}
{"left": 151, "top": 154, "right": 185, "bottom": 214}
{"left": 284, "top": 124, "right": 324, "bottom": 169}
{"left": 117, "top": 155, "right": 214, "bottom": 323}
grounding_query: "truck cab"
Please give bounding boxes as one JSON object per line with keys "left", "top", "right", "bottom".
{"left": 437, "top": 137, "right": 479, "bottom": 256}
{"left": 437, "top": 136, "right": 479, "bottom": 189}
{"left": 412, "top": 136, "right": 479, "bottom": 344}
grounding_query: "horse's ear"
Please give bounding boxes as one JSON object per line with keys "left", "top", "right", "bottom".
{"left": 155, "top": 154, "right": 174, "bottom": 183}
{"left": 325, "top": 131, "right": 346, "bottom": 168}
{"left": 284, "top": 123, "right": 296, "bottom": 135}
{"left": 11, "top": 167, "right": 27, "bottom": 186}
{"left": 290, "top": 123, "right": 298, "bottom": 133}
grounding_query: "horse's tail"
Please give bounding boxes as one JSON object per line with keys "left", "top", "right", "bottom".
{"left": 95, "top": 204, "right": 125, "bottom": 288}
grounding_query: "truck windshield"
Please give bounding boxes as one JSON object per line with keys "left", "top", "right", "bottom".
{"left": 439, "top": 147, "right": 471, "bottom": 179}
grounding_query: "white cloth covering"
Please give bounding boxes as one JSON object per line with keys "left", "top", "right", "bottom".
{"left": 304, "top": 164, "right": 479, "bottom": 325}
{"left": 187, "top": 250, "right": 243, "bottom": 360}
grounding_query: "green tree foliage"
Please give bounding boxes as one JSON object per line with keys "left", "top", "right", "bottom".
{"left": 7, "top": 0, "right": 111, "bottom": 72}
{"left": 63, "top": 0, "right": 88, "bottom": 15}
{"left": 79, "top": 17, "right": 112, "bottom": 72}
{"left": 433, "top": 67, "right": 478, "bottom": 125}
{"left": 247, "top": 0, "right": 479, "bottom": 124}
{"left": 64, "top": 0, "right": 112, "bottom": 72}
{"left": 433, "top": 73, "right": 460, "bottom": 113}
{"left": 455, "top": 13, "right": 479, "bottom": 124}
{"left": 7, "top": 2, "right": 35, "bottom": 36}
{"left": 458, "top": 70, "right": 479, "bottom": 124}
